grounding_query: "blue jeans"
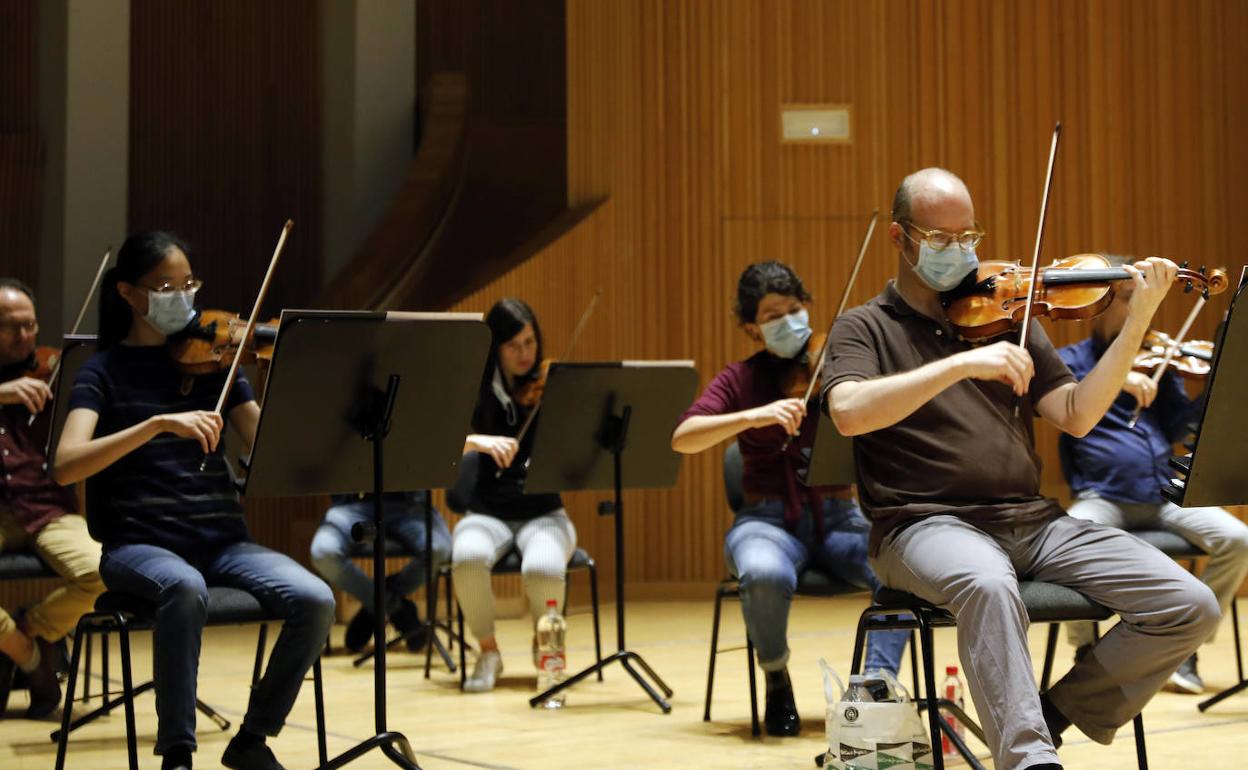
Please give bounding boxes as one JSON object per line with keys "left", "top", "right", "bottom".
{"left": 99, "top": 541, "right": 335, "bottom": 754}
{"left": 724, "top": 498, "right": 907, "bottom": 674}
{"left": 309, "top": 496, "right": 451, "bottom": 615}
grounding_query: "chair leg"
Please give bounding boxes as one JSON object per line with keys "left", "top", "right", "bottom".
{"left": 313, "top": 655, "right": 328, "bottom": 768}
{"left": 1233, "top": 599, "right": 1244, "bottom": 682}
{"left": 747, "top": 635, "right": 760, "bottom": 738}
{"left": 1040, "top": 623, "right": 1059, "bottom": 691}
{"left": 704, "top": 585, "right": 726, "bottom": 722}
{"left": 102, "top": 632, "right": 111, "bottom": 708}
{"left": 457, "top": 603, "right": 467, "bottom": 690}
{"left": 82, "top": 633, "right": 93, "bottom": 703}
{"left": 909, "top": 629, "right": 920, "bottom": 698}
{"left": 588, "top": 559, "right": 603, "bottom": 679}
{"left": 919, "top": 613, "right": 945, "bottom": 770}
{"left": 849, "top": 607, "right": 872, "bottom": 675}
{"left": 118, "top": 622, "right": 140, "bottom": 770}
{"left": 444, "top": 568, "right": 455, "bottom": 654}
{"left": 1133, "top": 712, "right": 1148, "bottom": 770}
{"left": 252, "top": 624, "right": 269, "bottom": 687}
{"left": 54, "top": 621, "right": 87, "bottom": 770}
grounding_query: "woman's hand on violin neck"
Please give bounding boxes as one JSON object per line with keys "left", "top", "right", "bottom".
{"left": 467, "top": 434, "right": 519, "bottom": 469}
{"left": 1122, "top": 371, "right": 1158, "bottom": 408}
{"left": 954, "top": 341, "right": 1035, "bottom": 397}
{"left": 155, "top": 410, "right": 223, "bottom": 454}
{"left": 747, "top": 398, "right": 807, "bottom": 436}
{"left": 1124, "top": 258, "right": 1180, "bottom": 326}
{"left": 0, "top": 376, "right": 51, "bottom": 414}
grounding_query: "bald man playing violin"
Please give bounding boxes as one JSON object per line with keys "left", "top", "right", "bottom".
{"left": 823, "top": 168, "right": 1218, "bottom": 770}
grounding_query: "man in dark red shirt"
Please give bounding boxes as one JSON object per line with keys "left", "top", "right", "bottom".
{"left": 823, "top": 168, "right": 1217, "bottom": 770}
{"left": 0, "top": 278, "right": 103, "bottom": 718}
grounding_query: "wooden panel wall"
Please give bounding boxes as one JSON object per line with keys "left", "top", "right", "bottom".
{"left": 447, "top": 0, "right": 1248, "bottom": 596}
{"left": 0, "top": 0, "right": 41, "bottom": 287}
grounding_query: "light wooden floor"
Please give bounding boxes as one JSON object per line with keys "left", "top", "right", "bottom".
{"left": 3, "top": 596, "right": 1246, "bottom": 769}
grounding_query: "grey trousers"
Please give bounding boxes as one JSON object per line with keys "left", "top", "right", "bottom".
{"left": 451, "top": 510, "right": 577, "bottom": 641}
{"left": 871, "top": 513, "right": 1219, "bottom": 770}
{"left": 1065, "top": 491, "right": 1248, "bottom": 648}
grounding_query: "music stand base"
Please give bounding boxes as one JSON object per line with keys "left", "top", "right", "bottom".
{"left": 320, "top": 731, "right": 421, "bottom": 770}
{"left": 529, "top": 649, "right": 673, "bottom": 713}
{"left": 1199, "top": 678, "right": 1248, "bottom": 712}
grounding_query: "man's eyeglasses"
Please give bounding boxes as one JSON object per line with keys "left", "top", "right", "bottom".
{"left": 0, "top": 320, "right": 38, "bottom": 335}
{"left": 141, "top": 278, "right": 204, "bottom": 294}
{"left": 900, "top": 221, "right": 986, "bottom": 252}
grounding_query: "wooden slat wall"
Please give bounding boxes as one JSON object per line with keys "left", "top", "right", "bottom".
{"left": 0, "top": 0, "right": 41, "bottom": 287}
{"left": 446, "top": 0, "right": 1248, "bottom": 597}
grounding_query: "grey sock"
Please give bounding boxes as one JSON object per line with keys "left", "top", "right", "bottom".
{"left": 17, "top": 642, "right": 40, "bottom": 674}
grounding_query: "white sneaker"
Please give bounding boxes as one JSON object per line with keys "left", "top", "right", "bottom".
{"left": 464, "top": 650, "right": 503, "bottom": 693}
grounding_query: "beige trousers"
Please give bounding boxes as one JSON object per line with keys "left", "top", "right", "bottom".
{"left": 0, "top": 510, "right": 104, "bottom": 642}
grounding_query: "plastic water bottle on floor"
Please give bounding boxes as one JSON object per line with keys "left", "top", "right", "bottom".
{"left": 941, "top": 665, "right": 967, "bottom": 762}
{"left": 536, "top": 599, "right": 567, "bottom": 709}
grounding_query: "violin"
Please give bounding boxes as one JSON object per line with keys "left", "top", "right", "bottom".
{"left": 778, "top": 331, "right": 828, "bottom": 401}
{"left": 942, "top": 253, "right": 1229, "bottom": 340}
{"left": 27, "top": 346, "right": 60, "bottom": 382}
{"left": 168, "top": 309, "right": 279, "bottom": 375}
{"left": 1133, "top": 329, "right": 1214, "bottom": 380}
{"left": 512, "top": 359, "right": 554, "bottom": 408}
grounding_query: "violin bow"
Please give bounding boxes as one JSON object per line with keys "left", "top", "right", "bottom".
{"left": 780, "top": 208, "right": 879, "bottom": 451}
{"left": 34, "top": 247, "right": 112, "bottom": 430}
{"left": 199, "top": 220, "right": 292, "bottom": 471}
{"left": 1013, "top": 122, "right": 1062, "bottom": 417}
{"left": 496, "top": 289, "right": 603, "bottom": 478}
{"left": 1127, "top": 294, "right": 1206, "bottom": 429}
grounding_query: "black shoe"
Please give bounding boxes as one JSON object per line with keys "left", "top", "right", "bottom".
{"left": 0, "top": 653, "right": 14, "bottom": 715}
{"left": 1073, "top": 643, "right": 1093, "bottom": 664}
{"left": 1028, "top": 765, "right": 1063, "bottom": 769}
{"left": 1165, "top": 653, "right": 1204, "bottom": 694}
{"left": 222, "top": 731, "right": 285, "bottom": 770}
{"left": 343, "top": 608, "right": 375, "bottom": 653}
{"left": 389, "top": 599, "right": 429, "bottom": 652}
{"left": 161, "top": 744, "right": 193, "bottom": 770}
{"left": 24, "top": 640, "right": 63, "bottom": 719}
{"left": 763, "top": 669, "right": 801, "bottom": 737}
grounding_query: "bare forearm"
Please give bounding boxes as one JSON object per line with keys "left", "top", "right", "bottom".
{"left": 827, "top": 357, "right": 965, "bottom": 436}
{"left": 671, "top": 412, "right": 757, "bottom": 454}
{"left": 53, "top": 418, "right": 164, "bottom": 485}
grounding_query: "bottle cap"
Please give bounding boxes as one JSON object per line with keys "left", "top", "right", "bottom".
{"left": 847, "top": 674, "right": 865, "bottom": 683}
{"left": 547, "top": 599, "right": 558, "bottom": 607}
{"left": 946, "top": 665, "right": 959, "bottom": 675}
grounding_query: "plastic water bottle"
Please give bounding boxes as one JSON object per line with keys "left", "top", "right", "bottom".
{"left": 941, "top": 665, "right": 967, "bottom": 761}
{"left": 536, "top": 599, "right": 567, "bottom": 709}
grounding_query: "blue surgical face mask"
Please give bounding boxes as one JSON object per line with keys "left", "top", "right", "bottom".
{"left": 144, "top": 288, "right": 197, "bottom": 336}
{"left": 911, "top": 241, "right": 979, "bottom": 292}
{"left": 758, "top": 308, "right": 812, "bottom": 359}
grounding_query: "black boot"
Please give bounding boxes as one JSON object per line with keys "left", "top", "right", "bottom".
{"left": 389, "top": 599, "right": 429, "bottom": 652}
{"left": 763, "top": 668, "right": 801, "bottom": 737}
{"left": 342, "top": 608, "right": 375, "bottom": 653}
{"left": 222, "top": 730, "right": 285, "bottom": 770}
{"left": 24, "top": 639, "right": 63, "bottom": 719}
{"left": 0, "top": 652, "right": 14, "bottom": 715}
{"left": 161, "top": 744, "right": 193, "bottom": 770}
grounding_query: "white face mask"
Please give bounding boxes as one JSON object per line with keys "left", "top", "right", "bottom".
{"left": 758, "top": 308, "right": 812, "bottom": 359}
{"left": 144, "top": 288, "right": 197, "bottom": 335}
{"left": 911, "top": 241, "right": 979, "bottom": 292}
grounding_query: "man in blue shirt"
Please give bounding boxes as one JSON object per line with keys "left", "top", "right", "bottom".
{"left": 1059, "top": 256, "right": 1248, "bottom": 694}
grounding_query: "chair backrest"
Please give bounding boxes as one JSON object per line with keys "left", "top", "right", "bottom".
{"left": 723, "top": 441, "right": 745, "bottom": 513}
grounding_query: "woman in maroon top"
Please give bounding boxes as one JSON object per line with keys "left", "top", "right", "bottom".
{"left": 672, "top": 262, "right": 906, "bottom": 737}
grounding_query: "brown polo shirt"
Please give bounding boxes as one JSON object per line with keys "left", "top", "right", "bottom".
{"left": 822, "top": 281, "right": 1074, "bottom": 554}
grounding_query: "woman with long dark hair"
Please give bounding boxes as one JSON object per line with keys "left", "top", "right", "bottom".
{"left": 53, "top": 231, "right": 333, "bottom": 770}
{"left": 454, "top": 298, "right": 577, "bottom": 692}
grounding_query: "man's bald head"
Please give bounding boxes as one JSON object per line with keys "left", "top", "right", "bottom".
{"left": 891, "top": 168, "right": 974, "bottom": 228}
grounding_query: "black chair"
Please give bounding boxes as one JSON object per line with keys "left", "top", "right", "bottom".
{"left": 853, "top": 582, "right": 1150, "bottom": 770}
{"left": 52, "top": 587, "right": 328, "bottom": 770}
{"left": 703, "top": 442, "right": 918, "bottom": 736}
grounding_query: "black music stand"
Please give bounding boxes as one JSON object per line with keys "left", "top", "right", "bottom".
{"left": 1160, "top": 269, "right": 1248, "bottom": 711}
{"left": 800, "top": 413, "right": 857, "bottom": 487}
{"left": 244, "top": 310, "right": 488, "bottom": 770}
{"left": 523, "top": 361, "right": 698, "bottom": 712}
{"left": 45, "top": 334, "right": 97, "bottom": 466}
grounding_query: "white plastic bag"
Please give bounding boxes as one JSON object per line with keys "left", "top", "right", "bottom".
{"left": 820, "top": 659, "right": 934, "bottom": 770}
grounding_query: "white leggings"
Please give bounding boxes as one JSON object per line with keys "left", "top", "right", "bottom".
{"left": 451, "top": 510, "right": 577, "bottom": 640}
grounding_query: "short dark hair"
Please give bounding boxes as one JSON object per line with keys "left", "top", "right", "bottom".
{"left": 99, "top": 230, "right": 189, "bottom": 348}
{"left": 734, "top": 262, "right": 811, "bottom": 324}
{"left": 0, "top": 278, "right": 35, "bottom": 301}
